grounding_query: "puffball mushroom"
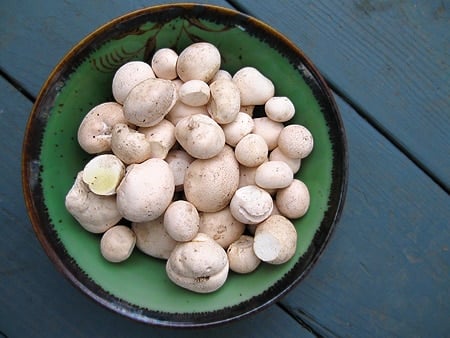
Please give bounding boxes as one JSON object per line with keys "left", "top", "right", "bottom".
{"left": 176, "top": 42, "right": 221, "bottom": 82}
{"left": 184, "top": 145, "right": 239, "bottom": 213}
{"left": 100, "top": 225, "right": 136, "bottom": 263}
{"left": 65, "top": 171, "right": 122, "bottom": 233}
{"left": 178, "top": 80, "right": 211, "bottom": 107}
{"left": 166, "top": 101, "right": 209, "bottom": 126}
{"left": 207, "top": 79, "right": 241, "bottom": 124}
{"left": 234, "top": 134, "right": 268, "bottom": 167}
{"left": 253, "top": 215, "right": 297, "bottom": 265}
{"left": 111, "top": 123, "right": 152, "bottom": 164}
{"left": 175, "top": 114, "right": 225, "bottom": 160}
{"left": 77, "top": 102, "right": 128, "bottom": 154}
{"left": 232, "top": 67, "right": 275, "bottom": 106}
{"left": 164, "top": 200, "right": 199, "bottom": 242}
{"left": 82, "top": 154, "right": 125, "bottom": 195}
{"left": 269, "top": 147, "right": 301, "bottom": 174}
{"left": 278, "top": 124, "right": 314, "bottom": 159}
{"left": 116, "top": 158, "right": 175, "bottom": 223}
{"left": 276, "top": 179, "right": 310, "bottom": 219}
{"left": 123, "top": 78, "right": 177, "bottom": 127}
{"left": 138, "top": 119, "right": 176, "bottom": 159}
{"left": 252, "top": 117, "right": 284, "bottom": 151}
{"left": 112, "top": 61, "right": 155, "bottom": 104}
{"left": 166, "top": 233, "right": 229, "bottom": 293}
{"left": 254, "top": 160, "right": 294, "bottom": 190}
{"left": 132, "top": 216, "right": 178, "bottom": 260}
{"left": 198, "top": 207, "right": 245, "bottom": 249}
{"left": 264, "top": 96, "right": 295, "bottom": 122}
{"left": 230, "top": 185, "right": 273, "bottom": 225}
{"left": 227, "top": 235, "right": 261, "bottom": 274}
{"left": 151, "top": 48, "right": 178, "bottom": 80}
{"left": 222, "top": 112, "right": 254, "bottom": 147}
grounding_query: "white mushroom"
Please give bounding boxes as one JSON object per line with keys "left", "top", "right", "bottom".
{"left": 77, "top": 102, "right": 128, "bottom": 154}
{"left": 100, "top": 225, "right": 136, "bottom": 263}
{"left": 232, "top": 67, "right": 275, "bottom": 105}
{"left": 164, "top": 200, "right": 199, "bottom": 242}
{"left": 166, "top": 233, "right": 229, "bottom": 293}
{"left": 111, "top": 123, "right": 152, "bottom": 164}
{"left": 253, "top": 215, "right": 297, "bottom": 265}
{"left": 184, "top": 145, "right": 239, "bottom": 212}
{"left": 112, "top": 61, "right": 155, "bottom": 104}
{"left": 176, "top": 42, "right": 221, "bottom": 82}
{"left": 165, "top": 149, "right": 194, "bottom": 191}
{"left": 175, "top": 114, "right": 225, "bottom": 160}
{"left": 207, "top": 79, "right": 241, "bottom": 124}
{"left": 65, "top": 171, "right": 122, "bottom": 233}
{"left": 198, "top": 207, "right": 245, "bottom": 249}
{"left": 132, "top": 216, "right": 178, "bottom": 259}
{"left": 227, "top": 235, "right": 261, "bottom": 274}
{"left": 123, "top": 78, "right": 177, "bottom": 127}
{"left": 254, "top": 160, "right": 293, "bottom": 190}
{"left": 178, "top": 80, "right": 211, "bottom": 107}
{"left": 276, "top": 179, "right": 310, "bottom": 219}
{"left": 210, "top": 69, "right": 232, "bottom": 82}
{"left": 166, "top": 101, "right": 209, "bottom": 126}
{"left": 277, "top": 124, "right": 314, "bottom": 159}
{"left": 229, "top": 185, "right": 273, "bottom": 224}
{"left": 269, "top": 147, "right": 301, "bottom": 174}
{"left": 252, "top": 117, "right": 284, "bottom": 151}
{"left": 264, "top": 96, "right": 295, "bottom": 122}
{"left": 234, "top": 134, "right": 268, "bottom": 167}
{"left": 222, "top": 112, "right": 254, "bottom": 147}
{"left": 116, "top": 158, "right": 174, "bottom": 222}
{"left": 82, "top": 154, "right": 125, "bottom": 195}
{"left": 138, "top": 119, "right": 176, "bottom": 159}
{"left": 151, "top": 48, "right": 178, "bottom": 80}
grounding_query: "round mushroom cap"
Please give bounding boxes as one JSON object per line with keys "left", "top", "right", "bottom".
{"left": 254, "top": 160, "right": 294, "bottom": 190}
{"left": 234, "top": 134, "right": 268, "bottom": 167}
{"left": 229, "top": 185, "right": 273, "bottom": 224}
{"left": 227, "top": 235, "right": 261, "bottom": 274}
{"left": 176, "top": 42, "right": 221, "bottom": 82}
{"left": 232, "top": 67, "right": 275, "bottom": 106}
{"left": 164, "top": 200, "right": 200, "bottom": 242}
{"left": 252, "top": 117, "right": 284, "bottom": 151}
{"left": 264, "top": 96, "right": 295, "bottom": 122}
{"left": 151, "top": 48, "right": 178, "bottom": 80}
{"left": 278, "top": 124, "right": 314, "bottom": 159}
{"left": 112, "top": 61, "right": 155, "bottom": 104}
{"left": 100, "top": 225, "right": 136, "bottom": 263}
{"left": 276, "top": 179, "right": 310, "bottom": 219}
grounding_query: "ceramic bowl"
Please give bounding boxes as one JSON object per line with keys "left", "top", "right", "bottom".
{"left": 22, "top": 3, "right": 347, "bottom": 327}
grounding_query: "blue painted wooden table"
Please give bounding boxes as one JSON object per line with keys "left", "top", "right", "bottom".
{"left": 0, "top": 1, "right": 448, "bottom": 337}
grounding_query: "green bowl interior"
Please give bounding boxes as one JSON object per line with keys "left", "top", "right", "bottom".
{"left": 25, "top": 4, "right": 345, "bottom": 326}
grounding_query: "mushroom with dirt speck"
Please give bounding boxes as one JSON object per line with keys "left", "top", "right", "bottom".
{"left": 176, "top": 42, "right": 221, "bottom": 82}
{"left": 230, "top": 185, "right": 273, "bottom": 224}
{"left": 112, "top": 61, "right": 155, "bottom": 104}
{"left": 269, "top": 147, "right": 301, "bottom": 174}
{"left": 276, "top": 179, "right": 310, "bottom": 219}
{"left": 138, "top": 119, "right": 176, "bottom": 159}
{"left": 255, "top": 160, "right": 293, "bottom": 190}
{"left": 164, "top": 200, "right": 200, "bottom": 242}
{"left": 222, "top": 112, "right": 254, "bottom": 147}
{"left": 227, "top": 235, "right": 261, "bottom": 273}
{"left": 278, "top": 124, "right": 314, "bottom": 159}
{"left": 207, "top": 79, "right": 241, "bottom": 124}
{"left": 234, "top": 133, "right": 268, "bottom": 167}
{"left": 179, "top": 80, "right": 211, "bottom": 107}
{"left": 100, "top": 225, "right": 136, "bottom": 263}
{"left": 151, "top": 48, "right": 178, "bottom": 80}
{"left": 252, "top": 117, "right": 284, "bottom": 151}
{"left": 232, "top": 67, "right": 274, "bottom": 105}
{"left": 264, "top": 96, "right": 295, "bottom": 122}
{"left": 111, "top": 123, "right": 152, "bottom": 164}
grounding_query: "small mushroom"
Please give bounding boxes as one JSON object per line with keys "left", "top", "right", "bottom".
{"left": 210, "top": 69, "right": 232, "bottom": 82}
{"left": 207, "top": 79, "right": 241, "bottom": 124}
{"left": 175, "top": 114, "right": 225, "bottom": 160}
{"left": 65, "top": 171, "right": 122, "bottom": 233}
{"left": 100, "top": 225, "right": 136, "bottom": 263}
{"left": 269, "top": 147, "right": 301, "bottom": 174}
{"left": 178, "top": 80, "right": 211, "bottom": 107}
{"left": 229, "top": 185, "right": 273, "bottom": 224}
{"left": 176, "top": 42, "right": 221, "bottom": 82}
{"left": 277, "top": 124, "right": 314, "bottom": 159}
{"left": 252, "top": 117, "right": 284, "bottom": 151}
{"left": 151, "top": 48, "right": 178, "bottom": 80}
{"left": 116, "top": 158, "right": 174, "bottom": 222}
{"left": 276, "top": 179, "right": 310, "bottom": 219}
{"left": 198, "top": 207, "right": 245, "bottom": 249}
{"left": 123, "top": 78, "right": 177, "bottom": 127}
{"left": 138, "top": 119, "right": 176, "bottom": 159}
{"left": 232, "top": 67, "right": 275, "bottom": 105}
{"left": 82, "top": 154, "right": 125, "bottom": 195}
{"left": 166, "top": 233, "right": 229, "bottom": 293}
{"left": 222, "top": 112, "right": 254, "bottom": 147}
{"left": 132, "top": 216, "right": 178, "bottom": 259}
{"left": 77, "top": 102, "right": 128, "bottom": 154}
{"left": 253, "top": 215, "right": 297, "bottom": 265}
{"left": 111, "top": 123, "right": 152, "bottom": 164}
{"left": 164, "top": 200, "right": 199, "bottom": 242}
{"left": 264, "top": 96, "right": 295, "bottom": 122}
{"left": 112, "top": 61, "right": 155, "bottom": 104}
{"left": 234, "top": 134, "right": 268, "bottom": 167}
{"left": 227, "top": 235, "right": 261, "bottom": 274}
{"left": 166, "top": 101, "right": 209, "bottom": 126}
{"left": 184, "top": 145, "right": 239, "bottom": 213}
{"left": 254, "top": 160, "right": 293, "bottom": 190}
{"left": 165, "top": 149, "right": 194, "bottom": 191}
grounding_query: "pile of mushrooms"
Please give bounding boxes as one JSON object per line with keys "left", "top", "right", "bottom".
{"left": 65, "top": 42, "right": 313, "bottom": 293}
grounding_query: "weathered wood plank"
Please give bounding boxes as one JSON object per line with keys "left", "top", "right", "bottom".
{"left": 232, "top": 0, "right": 450, "bottom": 190}
{"left": 0, "top": 75, "right": 314, "bottom": 337}
{"left": 279, "top": 95, "right": 450, "bottom": 337}
{"left": 0, "top": 0, "right": 232, "bottom": 97}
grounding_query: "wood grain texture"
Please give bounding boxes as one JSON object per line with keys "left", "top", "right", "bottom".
{"left": 232, "top": 0, "right": 450, "bottom": 190}
{"left": 0, "top": 75, "right": 314, "bottom": 338}
{"left": 279, "top": 95, "right": 450, "bottom": 337}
